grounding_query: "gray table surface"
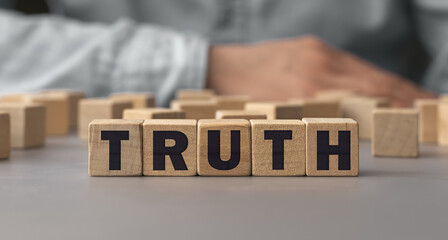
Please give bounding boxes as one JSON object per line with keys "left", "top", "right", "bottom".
{"left": 1, "top": 133, "right": 447, "bottom": 240}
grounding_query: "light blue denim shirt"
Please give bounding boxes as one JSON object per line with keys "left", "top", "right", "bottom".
{"left": 1, "top": 0, "right": 448, "bottom": 106}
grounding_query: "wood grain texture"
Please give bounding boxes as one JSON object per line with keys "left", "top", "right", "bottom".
{"left": 88, "top": 119, "right": 143, "bottom": 176}
{"left": 0, "top": 103, "right": 46, "bottom": 148}
{"left": 302, "top": 118, "right": 359, "bottom": 176}
{"left": 123, "top": 108, "right": 185, "bottom": 120}
{"left": 197, "top": 119, "right": 251, "bottom": 176}
{"left": 251, "top": 120, "right": 305, "bottom": 176}
{"left": 215, "top": 110, "right": 267, "bottom": 120}
{"left": 289, "top": 98, "right": 340, "bottom": 118}
{"left": 438, "top": 101, "right": 448, "bottom": 146}
{"left": 109, "top": 92, "right": 155, "bottom": 108}
{"left": 372, "top": 109, "right": 418, "bottom": 157}
{"left": 213, "top": 95, "right": 251, "bottom": 110}
{"left": 340, "top": 97, "right": 389, "bottom": 139}
{"left": 0, "top": 112, "right": 11, "bottom": 159}
{"left": 78, "top": 99, "right": 133, "bottom": 140}
{"left": 41, "top": 90, "right": 86, "bottom": 128}
{"left": 170, "top": 100, "right": 217, "bottom": 120}
{"left": 143, "top": 119, "right": 197, "bottom": 176}
{"left": 176, "top": 89, "right": 215, "bottom": 100}
{"left": 414, "top": 99, "right": 438, "bottom": 144}
{"left": 244, "top": 102, "right": 301, "bottom": 120}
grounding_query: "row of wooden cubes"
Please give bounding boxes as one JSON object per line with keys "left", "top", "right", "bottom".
{"left": 89, "top": 118, "right": 359, "bottom": 177}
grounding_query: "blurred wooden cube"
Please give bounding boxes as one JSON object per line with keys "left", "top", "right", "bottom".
{"left": 79, "top": 99, "right": 132, "bottom": 140}
{"left": 109, "top": 92, "right": 155, "bottom": 108}
{"left": 215, "top": 110, "right": 267, "bottom": 120}
{"left": 315, "top": 89, "right": 358, "bottom": 101}
{"left": 143, "top": 119, "right": 197, "bottom": 176}
{"left": 289, "top": 98, "right": 340, "bottom": 118}
{"left": 123, "top": 108, "right": 185, "bottom": 120}
{"left": 197, "top": 119, "right": 251, "bottom": 176}
{"left": 176, "top": 89, "right": 215, "bottom": 100}
{"left": 302, "top": 118, "right": 359, "bottom": 176}
{"left": 0, "top": 112, "right": 11, "bottom": 159}
{"left": 414, "top": 99, "right": 438, "bottom": 144}
{"left": 25, "top": 94, "right": 69, "bottom": 136}
{"left": 251, "top": 120, "right": 305, "bottom": 176}
{"left": 340, "top": 97, "right": 389, "bottom": 139}
{"left": 245, "top": 102, "right": 301, "bottom": 120}
{"left": 438, "top": 101, "right": 448, "bottom": 146}
{"left": 88, "top": 119, "right": 143, "bottom": 176}
{"left": 372, "top": 109, "right": 418, "bottom": 157}
{"left": 170, "top": 100, "right": 217, "bottom": 119}
{"left": 41, "top": 90, "right": 86, "bottom": 128}
{"left": 213, "top": 95, "right": 251, "bottom": 110}
{"left": 0, "top": 103, "right": 46, "bottom": 148}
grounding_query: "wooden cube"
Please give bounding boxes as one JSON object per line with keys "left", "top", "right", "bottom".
{"left": 143, "top": 120, "right": 197, "bottom": 176}
{"left": 109, "top": 92, "right": 155, "bottom": 108}
{"left": 415, "top": 99, "right": 438, "bottom": 144}
{"left": 41, "top": 90, "right": 86, "bottom": 128}
{"left": 79, "top": 99, "right": 133, "bottom": 140}
{"left": 289, "top": 98, "right": 340, "bottom": 118}
{"left": 0, "top": 112, "right": 11, "bottom": 159}
{"left": 302, "top": 118, "right": 359, "bottom": 176}
{"left": 0, "top": 103, "right": 46, "bottom": 148}
{"left": 372, "top": 109, "right": 418, "bottom": 157}
{"left": 245, "top": 102, "right": 301, "bottom": 120}
{"left": 213, "top": 95, "right": 251, "bottom": 110}
{"left": 88, "top": 119, "right": 143, "bottom": 176}
{"left": 197, "top": 119, "right": 251, "bottom": 176}
{"left": 123, "top": 108, "right": 185, "bottom": 120}
{"left": 25, "top": 94, "right": 69, "bottom": 136}
{"left": 251, "top": 120, "right": 305, "bottom": 176}
{"left": 438, "top": 101, "right": 448, "bottom": 146}
{"left": 176, "top": 89, "right": 215, "bottom": 100}
{"left": 340, "top": 97, "right": 389, "bottom": 139}
{"left": 170, "top": 100, "right": 217, "bottom": 120}
{"left": 0, "top": 93, "right": 31, "bottom": 103}
{"left": 215, "top": 110, "right": 267, "bottom": 120}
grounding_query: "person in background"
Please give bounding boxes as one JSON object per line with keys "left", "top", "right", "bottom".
{"left": 0, "top": 0, "right": 442, "bottom": 107}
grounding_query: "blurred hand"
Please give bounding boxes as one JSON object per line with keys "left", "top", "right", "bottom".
{"left": 207, "top": 35, "right": 435, "bottom": 107}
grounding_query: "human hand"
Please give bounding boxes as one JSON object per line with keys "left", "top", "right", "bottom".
{"left": 207, "top": 36, "right": 435, "bottom": 107}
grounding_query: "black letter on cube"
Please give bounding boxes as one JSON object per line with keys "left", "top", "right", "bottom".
{"left": 264, "top": 130, "right": 292, "bottom": 170}
{"left": 153, "top": 131, "right": 188, "bottom": 170}
{"left": 208, "top": 130, "right": 240, "bottom": 170}
{"left": 101, "top": 131, "right": 130, "bottom": 171}
{"left": 316, "top": 131, "right": 350, "bottom": 170}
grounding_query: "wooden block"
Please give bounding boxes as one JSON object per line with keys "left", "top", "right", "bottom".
{"left": 143, "top": 119, "right": 197, "bottom": 176}
{"left": 24, "top": 94, "right": 69, "bottom": 136}
{"left": 340, "top": 97, "right": 389, "bottom": 139}
{"left": 170, "top": 100, "right": 217, "bottom": 120}
{"left": 0, "top": 93, "right": 31, "bottom": 103}
{"left": 414, "top": 99, "right": 438, "bottom": 144}
{"left": 315, "top": 89, "right": 358, "bottom": 101}
{"left": 213, "top": 95, "right": 251, "bottom": 110}
{"left": 372, "top": 109, "right": 418, "bottom": 157}
{"left": 123, "top": 108, "right": 185, "bottom": 120}
{"left": 289, "top": 98, "right": 340, "bottom": 118}
{"left": 0, "top": 103, "right": 46, "bottom": 148}
{"left": 41, "top": 90, "right": 86, "bottom": 128}
{"left": 197, "top": 119, "right": 251, "bottom": 176}
{"left": 251, "top": 120, "right": 305, "bottom": 176}
{"left": 176, "top": 89, "right": 215, "bottom": 100}
{"left": 439, "top": 94, "right": 448, "bottom": 102}
{"left": 0, "top": 112, "right": 11, "bottom": 159}
{"left": 88, "top": 119, "right": 143, "bottom": 176}
{"left": 438, "top": 101, "right": 448, "bottom": 146}
{"left": 109, "top": 92, "right": 155, "bottom": 108}
{"left": 302, "top": 118, "right": 359, "bottom": 176}
{"left": 244, "top": 102, "right": 301, "bottom": 120}
{"left": 79, "top": 99, "right": 133, "bottom": 140}
{"left": 215, "top": 110, "right": 267, "bottom": 120}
